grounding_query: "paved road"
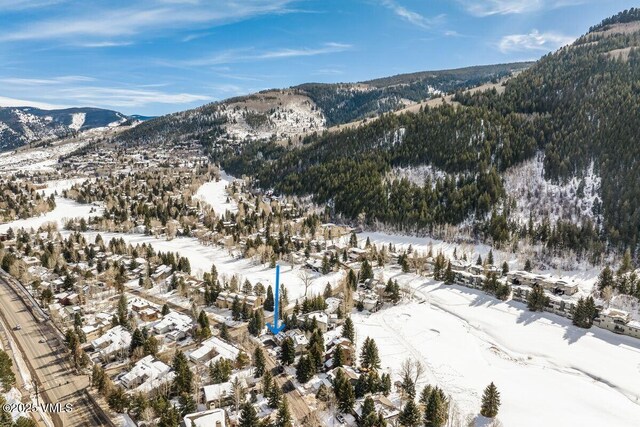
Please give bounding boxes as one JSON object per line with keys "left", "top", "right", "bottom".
{"left": 0, "top": 277, "right": 109, "bottom": 426}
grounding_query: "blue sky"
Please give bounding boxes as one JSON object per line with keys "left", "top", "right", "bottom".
{"left": 0, "top": 0, "right": 637, "bottom": 115}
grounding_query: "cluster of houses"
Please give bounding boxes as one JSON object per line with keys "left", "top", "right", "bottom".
{"left": 445, "top": 261, "right": 640, "bottom": 340}
{"left": 60, "top": 140, "right": 208, "bottom": 176}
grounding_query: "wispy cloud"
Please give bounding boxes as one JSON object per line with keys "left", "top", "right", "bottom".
{"left": 380, "top": 0, "right": 442, "bottom": 29}
{"left": 183, "top": 42, "right": 352, "bottom": 66}
{"left": 0, "top": 75, "right": 96, "bottom": 85}
{"left": 498, "top": 29, "right": 575, "bottom": 53}
{"left": 0, "top": 76, "right": 209, "bottom": 109}
{"left": 75, "top": 41, "right": 134, "bottom": 48}
{"left": 0, "top": 0, "right": 65, "bottom": 10}
{"left": 313, "top": 68, "right": 344, "bottom": 76}
{"left": 0, "top": 0, "right": 297, "bottom": 42}
{"left": 0, "top": 96, "right": 68, "bottom": 110}
{"left": 55, "top": 86, "right": 210, "bottom": 107}
{"left": 457, "top": 0, "right": 590, "bottom": 17}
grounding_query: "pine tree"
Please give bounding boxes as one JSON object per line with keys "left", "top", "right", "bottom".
{"left": 527, "top": 284, "right": 549, "bottom": 312}
{"left": 419, "top": 385, "right": 433, "bottom": 406}
{"left": 268, "top": 381, "right": 282, "bottom": 409}
{"left": 480, "top": 382, "right": 501, "bottom": 418}
{"left": 401, "top": 371, "right": 415, "bottom": 399}
{"left": 275, "top": 397, "right": 293, "bottom": 427}
{"left": 161, "top": 304, "right": 170, "bottom": 316}
{"left": 239, "top": 402, "right": 259, "bottom": 427}
{"left": 348, "top": 269, "right": 358, "bottom": 290}
{"left": 322, "top": 255, "right": 331, "bottom": 274}
{"left": 172, "top": 350, "right": 192, "bottom": 395}
{"left": 280, "top": 337, "right": 296, "bottom": 365}
{"left": 350, "top": 232, "right": 358, "bottom": 248}
{"left": 264, "top": 285, "right": 275, "bottom": 311}
{"left": 424, "top": 387, "right": 448, "bottom": 427}
{"left": 253, "top": 347, "right": 266, "bottom": 378}
{"left": 487, "top": 250, "right": 494, "bottom": 265}
{"left": 129, "top": 328, "right": 144, "bottom": 355}
{"left": 219, "top": 322, "right": 230, "bottom": 341}
{"left": 619, "top": 248, "right": 633, "bottom": 274}
{"left": 524, "top": 259, "right": 532, "bottom": 272}
{"left": 337, "top": 375, "right": 355, "bottom": 413}
{"left": 333, "top": 346, "right": 345, "bottom": 368}
{"left": 381, "top": 373, "right": 392, "bottom": 396}
{"left": 398, "top": 399, "right": 421, "bottom": 427}
{"left": 501, "top": 261, "right": 509, "bottom": 275}
{"left": 342, "top": 317, "right": 355, "bottom": 342}
{"left": 597, "top": 266, "right": 614, "bottom": 290}
{"left": 360, "top": 259, "right": 374, "bottom": 282}
{"left": 360, "top": 337, "right": 381, "bottom": 370}
{"left": 444, "top": 261, "right": 454, "bottom": 285}
{"left": 296, "top": 355, "right": 314, "bottom": 383}
{"left": 359, "top": 396, "right": 378, "bottom": 427}
{"left": 476, "top": 255, "right": 483, "bottom": 266}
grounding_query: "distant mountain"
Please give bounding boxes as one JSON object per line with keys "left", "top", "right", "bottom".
{"left": 0, "top": 106, "right": 130, "bottom": 151}
{"left": 296, "top": 62, "right": 533, "bottom": 126}
{"left": 112, "top": 61, "right": 532, "bottom": 148}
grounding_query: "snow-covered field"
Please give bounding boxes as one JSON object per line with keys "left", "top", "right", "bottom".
{"left": 194, "top": 172, "right": 238, "bottom": 215}
{"left": 39, "top": 177, "right": 89, "bottom": 197}
{"left": 67, "top": 231, "right": 344, "bottom": 304}
{"left": 353, "top": 269, "right": 640, "bottom": 427}
{"left": 0, "top": 196, "right": 102, "bottom": 232}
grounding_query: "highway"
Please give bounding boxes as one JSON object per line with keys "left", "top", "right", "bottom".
{"left": 0, "top": 276, "right": 110, "bottom": 426}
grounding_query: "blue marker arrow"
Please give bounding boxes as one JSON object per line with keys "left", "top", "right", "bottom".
{"left": 267, "top": 264, "right": 284, "bottom": 335}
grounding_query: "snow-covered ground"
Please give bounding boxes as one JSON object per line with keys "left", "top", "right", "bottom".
{"left": 0, "top": 140, "right": 88, "bottom": 173}
{"left": 348, "top": 231, "right": 600, "bottom": 293}
{"left": 68, "top": 231, "right": 344, "bottom": 304}
{"left": 39, "top": 177, "right": 89, "bottom": 197}
{"left": 503, "top": 153, "right": 602, "bottom": 227}
{"left": 69, "top": 112, "right": 86, "bottom": 131}
{"left": 220, "top": 91, "right": 325, "bottom": 141}
{"left": 194, "top": 172, "right": 238, "bottom": 215}
{"left": 0, "top": 196, "right": 102, "bottom": 232}
{"left": 387, "top": 163, "right": 451, "bottom": 187}
{"left": 353, "top": 269, "right": 640, "bottom": 427}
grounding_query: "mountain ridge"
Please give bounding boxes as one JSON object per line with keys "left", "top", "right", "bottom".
{"left": 0, "top": 106, "right": 136, "bottom": 152}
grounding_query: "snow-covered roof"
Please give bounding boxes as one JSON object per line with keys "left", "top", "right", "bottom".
{"left": 153, "top": 311, "right": 192, "bottom": 333}
{"left": 120, "top": 355, "right": 174, "bottom": 393}
{"left": 189, "top": 336, "right": 240, "bottom": 363}
{"left": 184, "top": 409, "right": 227, "bottom": 427}
{"left": 90, "top": 325, "right": 132, "bottom": 356}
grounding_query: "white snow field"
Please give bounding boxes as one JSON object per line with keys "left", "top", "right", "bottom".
{"left": 194, "top": 171, "right": 238, "bottom": 214}
{"left": 66, "top": 231, "right": 345, "bottom": 305}
{"left": 0, "top": 196, "right": 102, "bottom": 232}
{"left": 353, "top": 270, "right": 640, "bottom": 427}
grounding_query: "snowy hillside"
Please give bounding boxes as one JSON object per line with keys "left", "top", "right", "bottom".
{"left": 503, "top": 153, "right": 602, "bottom": 227}
{"left": 0, "top": 106, "right": 130, "bottom": 151}
{"left": 219, "top": 90, "right": 325, "bottom": 142}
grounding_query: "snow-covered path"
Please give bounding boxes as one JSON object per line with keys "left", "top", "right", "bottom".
{"left": 353, "top": 270, "right": 640, "bottom": 427}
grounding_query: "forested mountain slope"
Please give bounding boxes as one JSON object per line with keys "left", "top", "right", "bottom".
{"left": 0, "top": 106, "right": 128, "bottom": 151}
{"left": 217, "top": 9, "right": 640, "bottom": 258}
{"left": 112, "top": 63, "right": 529, "bottom": 149}
{"left": 295, "top": 62, "right": 532, "bottom": 126}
